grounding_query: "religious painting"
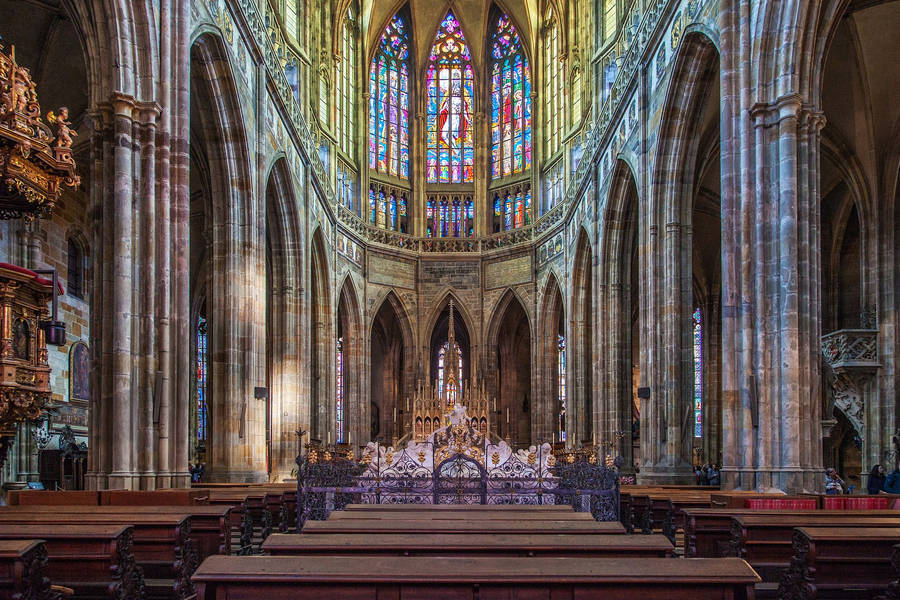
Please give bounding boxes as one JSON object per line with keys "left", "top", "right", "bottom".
{"left": 425, "top": 12, "right": 475, "bottom": 184}
{"left": 369, "top": 15, "right": 410, "bottom": 179}
{"left": 12, "top": 317, "right": 30, "bottom": 361}
{"left": 69, "top": 342, "right": 90, "bottom": 401}
{"left": 490, "top": 13, "right": 532, "bottom": 179}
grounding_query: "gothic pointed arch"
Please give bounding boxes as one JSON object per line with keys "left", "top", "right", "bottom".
{"left": 426, "top": 292, "right": 475, "bottom": 393}
{"left": 571, "top": 228, "right": 594, "bottom": 446}
{"left": 486, "top": 289, "right": 532, "bottom": 444}
{"left": 309, "top": 227, "right": 332, "bottom": 441}
{"left": 598, "top": 159, "right": 641, "bottom": 471}
{"left": 538, "top": 273, "right": 566, "bottom": 443}
{"left": 265, "top": 157, "right": 303, "bottom": 480}
{"left": 645, "top": 31, "right": 720, "bottom": 484}
{"left": 370, "top": 290, "right": 415, "bottom": 441}
{"left": 189, "top": 32, "right": 261, "bottom": 482}
{"left": 337, "top": 276, "right": 362, "bottom": 445}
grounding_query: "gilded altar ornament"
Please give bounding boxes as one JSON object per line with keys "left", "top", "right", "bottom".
{"left": 491, "top": 451, "right": 499, "bottom": 466}
{"left": 0, "top": 42, "right": 79, "bottom": 219}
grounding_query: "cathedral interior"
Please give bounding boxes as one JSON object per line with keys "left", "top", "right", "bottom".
{"left": 0, "top": 0, "right": 897, "bottom": 495}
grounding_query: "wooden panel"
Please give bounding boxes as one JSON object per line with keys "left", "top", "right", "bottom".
{"left": 302, "top": 518, "right": 624, "bottom": 535}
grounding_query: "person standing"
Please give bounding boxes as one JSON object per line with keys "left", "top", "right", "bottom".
{"left": 868, "top": 464, "right": 886, "bottom": 495}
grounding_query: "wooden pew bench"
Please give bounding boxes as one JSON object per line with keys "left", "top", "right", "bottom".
{"left": 327, "top": 508, "right": 595, "bottom": 521}
{"left": 683, "top": 508, "right": 900, "bottom": 558}
{"left": 728, "top": 514, "right": 900, "bottom": 584}
{"left": 301, "top": 517, "right": 625, "bottom": 535}
{"left": 777, "top": 527, "right": 900, "bottom": 600}
{"left": 0, "top": 524, "right": 142, "bottom": 599}
{"left": 0, "top": 512, "right": 194, "bottom": 600}
{"left": 263, "top": 531, "right": 673, "bottom": 557}
{"left": 191, "top": 555, "right": 760, "bottom": 600}
{"left": 342, "top": 503, "right": 574, "bottom": 512}
{"left": 0, "top": 504, "right": 230, "bottom": 560}
{"left": 207, "top": 490, "right": 270, "bottom": 554}
{"left": 0, "top": 539, "right": 57, "bottom": 600}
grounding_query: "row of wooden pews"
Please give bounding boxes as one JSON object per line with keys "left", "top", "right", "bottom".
{"left": 0, "top": 484, "right": 298, "bottom": 599}
{"left": 191, "top": 503, "right": 762, "bottom": 599}
{"left": 622, "top": 486, "right": 900, "bottom": 598}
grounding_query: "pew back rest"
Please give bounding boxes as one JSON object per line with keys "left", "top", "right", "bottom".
{"left": 8, "top": 490, "right": 99, "bottom": 505}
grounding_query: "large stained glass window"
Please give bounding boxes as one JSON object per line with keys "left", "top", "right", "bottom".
{"left": 493, "top": 189, "right": 531, "bottom": 231}
{"left": 196, "top": 315, "right": 208, "bottom": 442}
{"left": 426, "top": 12, "right": 475, "bottom": 184}
{"left": 426, "top": 197, "right": 474, "bottom": 237}
{"left": 437, "top": 341, "right": 463, "bottom": 406}
{"left": 490, "top": 14, "right": 531, "bottom": 179}
{"left": 369, "top": 15, "right": 410, "bottom": 178}
{"left": 558, "top": 334, "right": 566, "bottom": 442}
{"left": 336, "top": 337, "right": 344, "bottom": 443}
{"left": 693, "top": 308, "right": 702, "bottom": 438}
{"left": 543, "top": 9, "right": 565, "bottom": 158}
{"left": 337, "top": 8, "right": 357, "bottom": 155}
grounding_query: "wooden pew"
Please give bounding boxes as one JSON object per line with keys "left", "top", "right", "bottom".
{"left": 8, "top": 490, "right": 99, "bottom": 506}
{"left": 342, "top": 503, "right": 574, "bottom": 511}
{"left": 0, "top": 504, "right": 230, "bottom": 559}
{"left": 207, "top": 490, "right": 270, "bottom": 554}
{"left": 777, "top": 527, "right": 900, "bottom": 600}
{"left": 0, "top": 524, "right": 142, "bottom": 599}
{"left": 192, "top": 555, "right": 759, "bottom": 599}
{"left": 0, "top": 512, "right": 194, "bottom": 599}
{"left": 728, "top": 514, "right": 900, "bottom": 583}
{"left": 263, "top": 531, "right": 673, "bottom": 557}
{"left": 684, "top": 508, "right": 900, "bottom": 558}
{"left": 0, "top": 540, "right": 58, "bottom": 600}
{"left": 327, "top": 508, "right": 595, "bottom": 521}
{"left": 301, "top": 517, "right": 625, "bottom": 535}
{"left": 100, "top": 489, "right": 210, "bottom": 506}
{"left": 709, "top": 493, "right": 820, "bottom": 509}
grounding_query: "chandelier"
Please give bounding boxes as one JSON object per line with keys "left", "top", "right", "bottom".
{"left": 0, "top": 42, "right": 80, "bottom": 219}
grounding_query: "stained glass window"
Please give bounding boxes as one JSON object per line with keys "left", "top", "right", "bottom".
{"left": 336, "top": 337, "right": 344, "bottom": 443}
{"left": 337, "top": 163, "right": 356, "bottom": 212}
{"left": 369, "top": 186, "right": 407, "bottom": 232}
{"left": 426, "top": 12, "right": 475, "bottom": 184}
{"left": 493, "top": 190, "right": 532, "bottom": 231}
{"left": 337, "top": 9, "right": 356, "bottom": 155}
{"left": 490, "top": 14, "right": 531, "bottom": 179}
{"left": 196, "top": 315, "right": 208, "bottom": 442}
{"left": 693, "top": 308, "right": 702, "bottom": 438}
{"left": 558, "top": 334, "right": 566, "bottom": 441}
{"left": 369, "top": 15, "right": 410, "bottom": 178}
{"left": 543, "top": 10, "right": 565, "bottom": 158}
{"left": 425, "top": 197, "right": 474, "bottom": 237}
{"left": 437, "top": 340, "right": 463, "bottom": 405}
{"left": 603, "top": 0, "right": 617, "bottom": 42}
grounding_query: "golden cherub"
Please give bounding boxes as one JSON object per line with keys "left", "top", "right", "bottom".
{"left": 47, "top": 106, "right": 77, "bottom": 149}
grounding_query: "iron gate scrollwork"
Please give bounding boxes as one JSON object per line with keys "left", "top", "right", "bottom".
{"left": 434, "top": 454, "right": 486, "bottom": 504}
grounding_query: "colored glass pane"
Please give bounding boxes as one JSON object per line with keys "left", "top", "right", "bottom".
{"left": 693, "top": 308, "right": 702, "bottom": 438}
{"left": 369, "top": 15, "right": 410, "bottom": 179}
{"left": 426, "top": 12, "right": 475, "bottom": 184}
{"left": 196, "top": 315, "right": 208, "bottom": 442}
{"left": 437, "top": 340, "right": 463, "bottom": 404}
{"left": 490, "top": 14, "right": 531, "bottom": 179}
{"left": 336, "top": 337, "right": 344, "bottom": 443}
{"left": 558, "top": 334, "right": 566, "bottom": 442}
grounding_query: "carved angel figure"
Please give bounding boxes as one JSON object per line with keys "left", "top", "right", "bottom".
{"left": 47, "top": 107, "right": 77, "bottom": 148}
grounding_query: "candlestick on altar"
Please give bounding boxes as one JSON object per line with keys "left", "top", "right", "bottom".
{"left": 506, "top": 408, "right": 509, "bottom": 424}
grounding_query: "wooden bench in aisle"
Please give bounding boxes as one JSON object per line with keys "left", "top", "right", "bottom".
{"left": 191, "top": 555, "right": 760, "bottom": 600}
{"left": 728, "top": 514, "right": 900, "bottom": 584}
{"left": 0, "top": 524, "right": 142, "bottom": 599}
{"left": 263, "top": 531, "right": 673, "bottom": 557}
{"left": 777, "top": 527, "right": 900, "bottom": 600}
{"left": 302, "top": 517, "right": 626, "bottom": 535}
{"left": 0, "top": 540, "right": 57, "bottom": 600}
{"left": 0, "top": 511, "right": 194, "bottom": 599}
{"left": 328, "top": 508, "right": 595, "bottom": 521}
{"left": 683, "top": 508, "right": 900, "bottom": 558}
{"left": 342, "top": 503, "right": 574, "bottom": 512}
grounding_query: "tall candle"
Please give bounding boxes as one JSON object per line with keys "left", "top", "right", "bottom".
{"left": 506, "top": 408, "right": 510, "bottom": 424}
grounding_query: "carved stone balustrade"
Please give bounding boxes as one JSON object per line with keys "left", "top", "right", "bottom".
{"left": 821, "top": 329, "right": 880, "bottom": 436}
